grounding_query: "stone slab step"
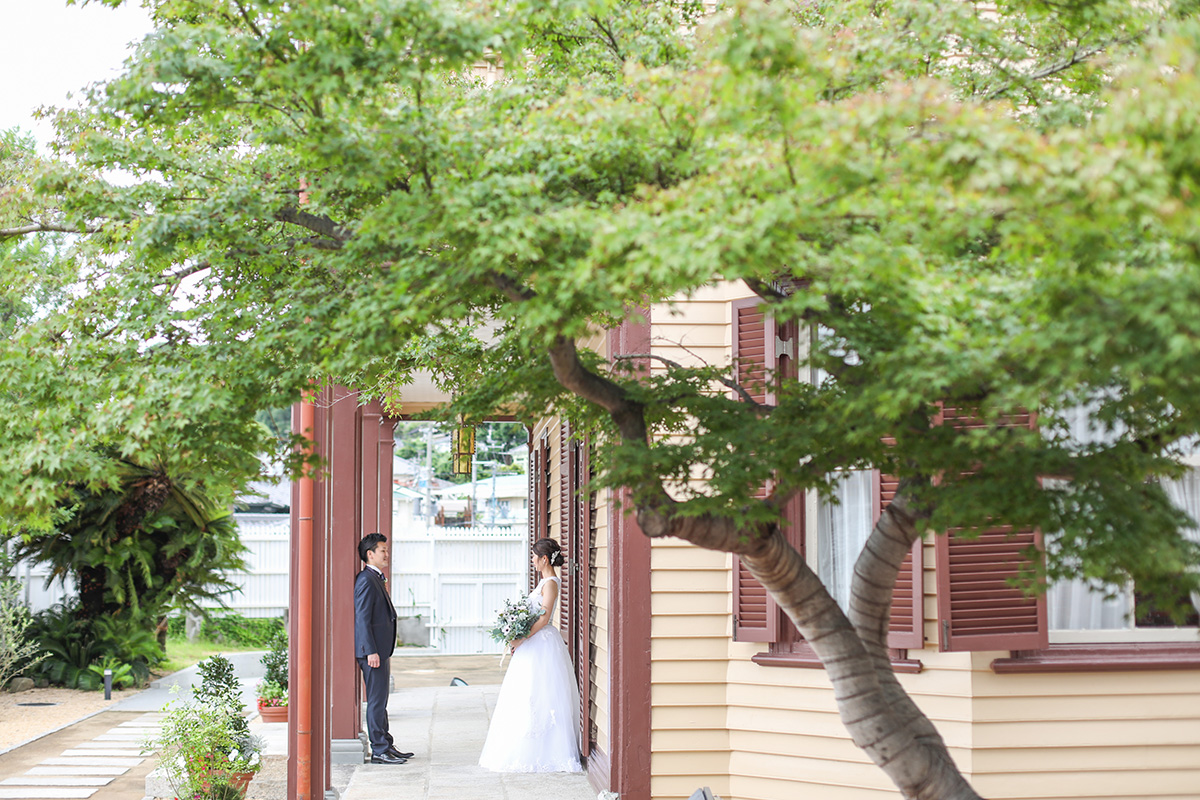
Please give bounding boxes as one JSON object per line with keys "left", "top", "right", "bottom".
{"left": 0, "top": 778, "right": 112, "bottom": 787}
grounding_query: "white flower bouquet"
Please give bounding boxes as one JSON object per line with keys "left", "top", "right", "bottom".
{"left": 487, "top": 597, "right": 545, "bottom": 664}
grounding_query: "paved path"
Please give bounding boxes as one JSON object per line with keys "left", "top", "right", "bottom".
{"left": 0, "top": 712, "right": 161, "bottom": 800}
{"left": 0, "top": 653, "right": 598, "bottom": 800}
{"left": 341, "top": 683, "right": 595, "bottom": 800}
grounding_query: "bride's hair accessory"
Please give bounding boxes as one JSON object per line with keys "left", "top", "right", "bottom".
{"left": 532, "top": 537, "right": 565, "bottom": 567}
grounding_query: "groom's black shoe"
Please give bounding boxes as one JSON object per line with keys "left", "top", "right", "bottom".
{"left": 370, "top": 751, "right": 407, "bottom": 765}
{"left": 387, "top": 747, "right": 414, "bottom": 759}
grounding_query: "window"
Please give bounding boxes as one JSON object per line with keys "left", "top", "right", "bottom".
{"left": 1048, "top": 470, "right": 1200, "bottom": 644}
{"left": 733, "top": 298, "right": 922, "bottom": 663}
{"left": 816, "top": 470, "right": 876, "bottom": 613}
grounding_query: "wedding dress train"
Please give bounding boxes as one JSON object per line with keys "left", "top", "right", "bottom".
{"left": 478, "top": 576, "right": 583, "bottom": 773}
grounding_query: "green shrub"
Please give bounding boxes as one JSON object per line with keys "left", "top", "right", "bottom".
{"left": 0, "top": 549, "right": 45, "bottom": 689}
{"left": 260, "top": 628, "right": 288, "bottom": 691}
{"left": 150, "top": 656, "right": 263, "bottom": 800}
{"left": 167, "top": 613, "right": 284, "bottom": 648}
{"left": 25, "top": 601, "right": 162, "bottom": 690}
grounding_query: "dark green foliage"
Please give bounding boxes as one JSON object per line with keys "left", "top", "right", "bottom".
{"left": 260, "top": 628, "right": 288, "bottom": 691}
{"left": 24, "top": 602, "right": 162, "bottom": 690}
{"left": 195, "top": 654, "right": 251, "bottom": 750}
{"left": 11, "top": 454, "right": 251, "bottom": 665}
{"left": 88, "top": 657, "right": 137, "bottom": 690}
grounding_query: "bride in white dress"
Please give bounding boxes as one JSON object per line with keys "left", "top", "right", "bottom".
{"left": 479, "top": 538, "right": 583, "bottom": 773}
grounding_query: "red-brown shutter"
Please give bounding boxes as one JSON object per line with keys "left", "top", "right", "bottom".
{"left": 876, "top": 471, "right": 924, "bottom": 649}
{"left": 731, "top": 298, "right": 780, "bottom": 642}
{"left": 934, "top": 405, "right": 1047, "bottom": 651}
{"left": 574, "top": 436, "right": 593, "bottom": 756}
{"left": 557, "top": 422, "right": 571, "bottom": 632}
{"left": 540, "top": 432, "right": 551, "bottom": 541}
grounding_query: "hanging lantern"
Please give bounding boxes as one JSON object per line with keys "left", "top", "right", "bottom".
{"left": 451, "top": 422, "right": 476, "bottom": 475}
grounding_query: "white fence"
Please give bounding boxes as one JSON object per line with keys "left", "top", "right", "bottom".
{"left": 10, "top": 513, "right": 292, "bottom": 620}
{"left": 391, "top": 523, "right": 527, "bottom": 654}
{"left": 9, "top": 513, "right": 527, "bottom": 655}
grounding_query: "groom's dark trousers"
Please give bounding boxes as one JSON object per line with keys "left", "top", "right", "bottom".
{"left": 354, "top": 566, "right": 397, "bottom": 756}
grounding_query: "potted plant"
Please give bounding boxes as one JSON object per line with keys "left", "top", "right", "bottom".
{"left": 150, "top": 655, "right": 263, "bottom": 800}
{"left": 255, "top": 628, "right": 288, "bottom": 723}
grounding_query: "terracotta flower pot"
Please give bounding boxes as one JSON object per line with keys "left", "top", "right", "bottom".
{"left": 198, "top": 769, "right": 255, "bottom": 797}
{"left": 257, "top": 700, "right": 289, "bottom": 723}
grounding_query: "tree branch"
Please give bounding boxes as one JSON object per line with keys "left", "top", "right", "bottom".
{"left": 588, "top": 15, "right": 626, "bottom": 61}
{"left": 982, "top": 31, "right": 1144, "bottom": 101}
{"left": 273, "top": 207, "right": 351, "bottom": 242}
{"left": 613, "top": 352, "right": 769, "bottom": 410}
{"left": 0, "top": 221, "right": 101, "bottom": 240}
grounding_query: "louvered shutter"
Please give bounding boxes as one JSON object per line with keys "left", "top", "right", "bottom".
{"left": 539, "top": 433, "right": 552, "bottom": 541}
{"left": 557, "top": 422, "right": 571, "bottom": 632}
{"left": 576, "top": 437, "right": 593, "bottom": 757}
{"left": 876, "top": 471, "right": 924, "bottom": 649}
{"left": 528, "top": 438, "right": 539, "bottom": 591}
{"left": 731, "top": 298, "right": 780, "bottom": 642}
{"left": 934, "top": 406, "right": 1047, "bottom": 651}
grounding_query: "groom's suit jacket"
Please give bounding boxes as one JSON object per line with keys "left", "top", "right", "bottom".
{"left": 353, "top": 566, "right": 397, "bottom": 660}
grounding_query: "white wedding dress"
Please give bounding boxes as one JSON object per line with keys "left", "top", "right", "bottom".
{"left": 479, "top": 576, "right": 583, "bottom": 772}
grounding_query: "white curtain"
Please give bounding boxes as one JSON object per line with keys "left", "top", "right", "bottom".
{"left": 818, "top": 470, "right": 875, "bottom": 612}
{"left": 1049, "top": 469, "right": 1200, "bottom": 630}
{"left": 1161, "top": 471, "right": 1200, "bottom": 618}
{"left": 1047, "top": 577, "right": 1130, "bottom": 631}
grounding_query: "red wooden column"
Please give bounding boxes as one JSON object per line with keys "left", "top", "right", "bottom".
{"left": 601, "top": 309, "right": 653, "bottom": 800}
{"left": 327, "top": 388, "right": 364, "bottom": 764}
{"left": 291, "top": 389, "right": 397, "bottom": 798}
{"left": 290, "top": 387, "right": 341, "bottom": 799}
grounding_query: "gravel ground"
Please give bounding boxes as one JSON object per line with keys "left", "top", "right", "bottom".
{"left": 0, "top": 685, "right": 140, "bottom": 751}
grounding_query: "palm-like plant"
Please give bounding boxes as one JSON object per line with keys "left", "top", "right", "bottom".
{"left": 14, "top": 452, "right": 249, "bottom": 648}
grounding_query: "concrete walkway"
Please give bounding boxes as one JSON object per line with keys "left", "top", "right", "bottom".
{"left": 0, "top": 653, "right": 597, "bottom": 800}
{"left": 341, "top": 682, "right": 595, "bottom": 800}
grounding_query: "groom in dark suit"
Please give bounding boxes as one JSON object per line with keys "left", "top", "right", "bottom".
{"left": 354, "top": 532, "right": 413, "bottom": 765}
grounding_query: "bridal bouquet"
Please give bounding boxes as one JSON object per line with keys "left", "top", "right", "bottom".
{"left": 487, "top": 598, "right": 544, "bottom": 664}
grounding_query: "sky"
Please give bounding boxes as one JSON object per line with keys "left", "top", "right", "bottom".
{"left": 0, "top": 1, "right": 153, "bottom": 146}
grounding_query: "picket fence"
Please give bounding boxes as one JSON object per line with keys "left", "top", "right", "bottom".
{"left": 391, "top": 523, "right": 527, "bottom": 655}
{"left": 10, "top": 513, "right": 527, "bottom": 655}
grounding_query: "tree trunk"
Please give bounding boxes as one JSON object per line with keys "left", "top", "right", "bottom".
{"left": 76, "top": 565, "right": 109, "bottom": 621}
{"left": 736, "top": 496, "right": 983, "bottom": 800}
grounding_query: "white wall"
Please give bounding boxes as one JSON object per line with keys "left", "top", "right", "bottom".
{"left": 10, "top": 512, "right": 291, "bottom": 619}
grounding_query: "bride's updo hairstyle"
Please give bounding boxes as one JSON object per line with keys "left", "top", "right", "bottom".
{"left": 533, "top": 538, "right": 565, "bottom": 567}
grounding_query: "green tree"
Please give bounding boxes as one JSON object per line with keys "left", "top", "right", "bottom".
{"left": 4, "top": 1, "right": 1200, "bottom": 797}
{"left": 12, "top": 453, "right": 251, "bottom": 645}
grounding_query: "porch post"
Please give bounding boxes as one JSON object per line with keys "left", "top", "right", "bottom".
{"left": 604, "top": 310, "right": 653, "bottom": 800}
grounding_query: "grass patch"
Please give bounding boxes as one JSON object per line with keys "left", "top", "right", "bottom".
{"left": 156, "top": 636, "right": 265, "bottom": 677}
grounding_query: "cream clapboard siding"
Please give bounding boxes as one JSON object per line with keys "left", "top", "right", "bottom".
{"left": 724, "top": 536, "right": 979, "bottom": 800}
{"left": 649, "top": 284, "right": 747, "bottom": 799}
{"left": 592, "top": 467, "right": 612, "bottom": 757}
{"left": 968, "top": 661, "right": 1200, "bottom": 800}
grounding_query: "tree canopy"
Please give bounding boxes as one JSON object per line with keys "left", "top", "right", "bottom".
{"left": 4, "top": 0, "right": 1200, "bottom": 795}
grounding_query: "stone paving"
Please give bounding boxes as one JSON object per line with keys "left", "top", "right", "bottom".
{"left": 340, "top": 683, "right": 595, "bottom": 800}
{"left": 0, "top": 713, "right": 161, "bottom": 800}
{"left": 0, "top": 654, "right": 599, "bottom": 800}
